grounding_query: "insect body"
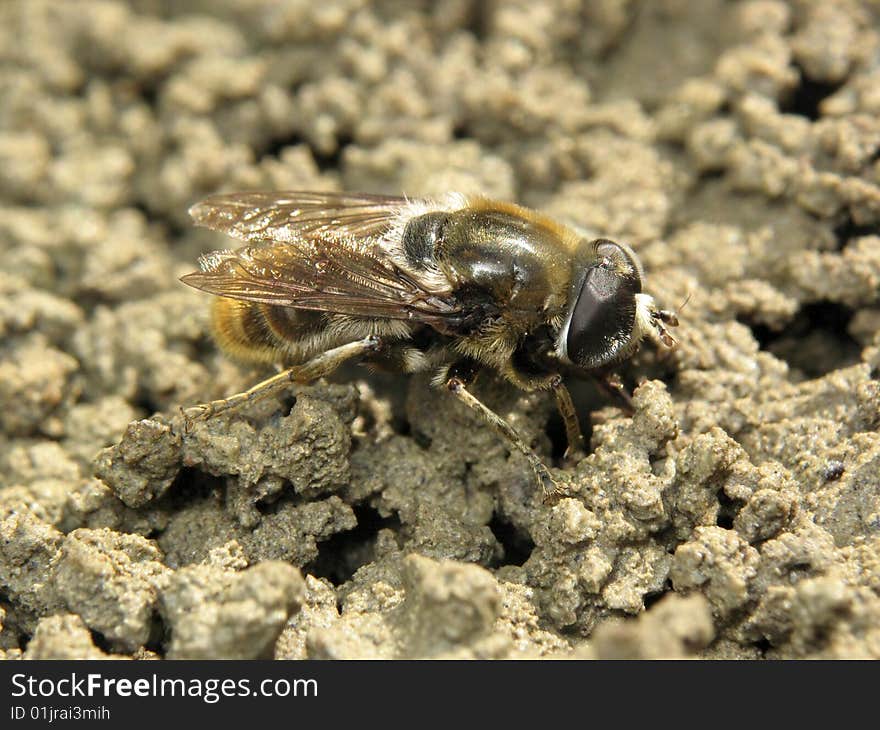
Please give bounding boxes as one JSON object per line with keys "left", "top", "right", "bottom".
{"left": 182, "top": 192, "right": 678, "bottom": 496}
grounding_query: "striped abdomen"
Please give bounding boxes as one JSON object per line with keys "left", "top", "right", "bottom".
{"left": 210, "top": 297, "right": 412, "bottom": 366}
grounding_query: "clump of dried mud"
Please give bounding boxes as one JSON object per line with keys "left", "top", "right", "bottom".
{"left": 1, "top": 0, "right": 879, "bottom": 660}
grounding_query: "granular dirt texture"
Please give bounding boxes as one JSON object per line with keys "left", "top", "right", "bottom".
{"left": 1, "top": 0, "right": 879, "bottom": 660}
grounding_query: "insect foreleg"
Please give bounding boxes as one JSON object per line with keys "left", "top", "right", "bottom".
{"left": 549, "top": 376, "right": 585, "bottom": 461}
{"left": 183, "top": 335, "right": 382, "bottom": 425}
{"left": 592, "top": 371, "right": 634, "bottom": 414}
{"left": 445, "top": 375, "right": 561, "bottom": 500}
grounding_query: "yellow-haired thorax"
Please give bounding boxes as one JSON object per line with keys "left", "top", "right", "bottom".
{"left": 464, "top": 196, "right": 584, "bottom": 255}
{"left": 430, "top": 198, "right": 584, "bottom": 333}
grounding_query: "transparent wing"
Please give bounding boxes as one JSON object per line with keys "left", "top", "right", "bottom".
{"left": 188, "top": 191, "right": 410, "bottom": 243}
{"left": 182, "top": 191, "right": 465, "bottom": 330}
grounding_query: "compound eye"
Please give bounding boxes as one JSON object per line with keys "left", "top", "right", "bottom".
{"left": 595, "top": 239, "right": 642, "bottom": 288}
{"left": 565, "top": 240, "right": 642, "bottom": 369}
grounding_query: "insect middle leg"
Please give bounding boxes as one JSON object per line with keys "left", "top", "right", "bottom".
{"left": 183, "top": 335, "right": 382, "bottom": 424}
{"left": 444, "top": 369, "right": 561, "bottom": 500}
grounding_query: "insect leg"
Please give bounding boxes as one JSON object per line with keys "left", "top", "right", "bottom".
{"left": 445, "top": 376, "right": 561, "bottom": 500}
{"left": 549, "top": 376, "right": 585, "bottom": 461}
{"left": 183, "top": 335, "right": 382, "bottom": 424}
{"left": 592, "top": 372, "right": 634, "bottom": 415}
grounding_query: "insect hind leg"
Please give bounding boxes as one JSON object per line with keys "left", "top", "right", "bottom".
{"left": 444, "top": 374, "right": 563, "bottom": 502}
{"left": 183, "top": 336, "right": 382, "bottom": 426}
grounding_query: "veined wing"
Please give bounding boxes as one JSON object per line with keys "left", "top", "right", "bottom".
{"left": 188, "top": 190, "right": 410, "bottom": 242}
{"left": 182, "top": 191, "right": 464, "bottom": 330}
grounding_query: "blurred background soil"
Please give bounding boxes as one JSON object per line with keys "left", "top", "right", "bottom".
{"left": 1, "top": 0, "right": 879, "bottom": 659}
